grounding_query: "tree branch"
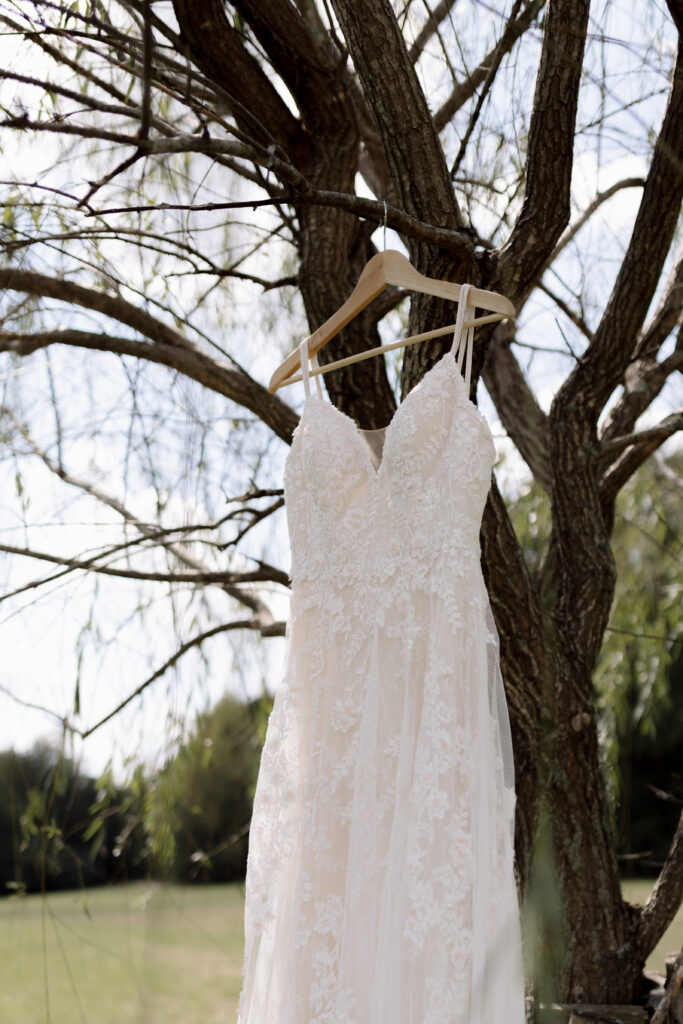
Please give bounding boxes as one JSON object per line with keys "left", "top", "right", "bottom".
{"left": 480, "top": 477, "right": 546, "bottom": 882}
{"left": 0, "top": 328, "right": 298, "bottom": 446}
{"left": 599, "top": 252, "right": 683, "bottom": 447}
{"left": 538, "top": 281, "right": 594, "bottom": 342}
{"left": 450, "top": 0, "right": 527, "bottom": 179}
{"left": 556, "top": 41, "right": 683, "bottom": 427}
{"left": 0, "top": 680, "right": 69, "bottom": 728}
{"left": 449, "top": 0, "right": 546, "bottom": 180}
{"left": 665, "top": 0, "right": 683, "bottom": 34}
{"left": 84, "top": 188, "right": 475, "bottom": 253}
{"left": 650, "top": 949, "right": 683, "bottom": 1024}
{"left": 542, "top": 178, "right": 646, "bottom": 275}
{"left": 634, "top": 249, "right": 683, "bottom": 362}
{"left": 636, "top": 809, "right": 683, "bottom": 964}
{"left": 77, "top": 618, "right": 285, "bottom": 740}
{"left": 500, "top": 0, "right": 591, "bottom": 306}
{"left": 599, "top": 410, "right": 683, "bottom": 505}
{"left": 433, "top": 0, "right": 545, "bottom": 132}
{"left": 598, "top": 411, "right": 683, "bottom": 459}
{"left": 232, "top": 0, "right": 396, "bottom": 207}
{"left": 172, "top": 0, "right": 303, "bottom": 153}
{"left": 232, "top": 0, "right": 344, "bottom": 120}
{"left": 0, "top": 69, "right": 145, "bottom": 122}
{"left": 409, "top": 0, "right": 457, "bottom": 65}
{"left": 0, "top": 268, "right": 193, "bottom": 350}
{"left": 482, "top": 321, "right": 552, "bottom": 487}
{"left": 4, "top": 416, "right": 282, "bottom": 620}
{"left": 0, "top": 543, "right": 290, "bottom": 589}
{"left": 330, "top": 0, "right": 462, "bottom": 236}
{"left": 601, "top": 348, "right": 683, "bottom": 447}
{"left": 328, "top": 0, "right": 474, "bottom": 408}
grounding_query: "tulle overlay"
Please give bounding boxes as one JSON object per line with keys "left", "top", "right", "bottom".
{"left": 238, "top": 349, "right": 525, "bottom": 1023}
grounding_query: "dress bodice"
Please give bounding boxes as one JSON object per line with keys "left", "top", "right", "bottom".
{"left": 284, "top": 330, "right": 496, "bottom": 592}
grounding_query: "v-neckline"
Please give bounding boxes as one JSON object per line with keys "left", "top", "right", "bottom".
{"left": 301, "top": 350, "right": 466, "bottom": 481}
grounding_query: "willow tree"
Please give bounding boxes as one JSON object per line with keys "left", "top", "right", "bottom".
{"left": 0, "top": 0, "right": 682, "bottom": 1005}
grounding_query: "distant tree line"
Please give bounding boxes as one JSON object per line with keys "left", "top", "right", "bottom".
{"left": 2, "top": 654, "right": 680, "bottom": 895}
{"left": 0, "top": 694, "right": 270, "bottom": 894}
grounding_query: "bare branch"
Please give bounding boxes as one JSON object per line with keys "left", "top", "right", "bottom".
{"left": 601, "top": 348, "right": 683, "bottom": 446}
{"left": 84, "top": 188, "right": 473, "bottom": 253}
{"left": 480, "top": 478, "right": 546, "bottom": 882}
{"left": 0, "top": 267, "right": 192, "bottom": 350}
{"left": 78, "top": 618, "right": 285, "bottom": 740}
{"left": 77, "top": 150, "right": 145, "bottom": 209}
{"left": 433, "top": 0, "right": 545, "bottom": 132}
{"left": 0, "top": 543, "right": 290, "bottom": 588}
{"left": 653, "top": 450, "right": 683, "bottom": 494}
{"left": 0, "top": 69, "right": 143, "bottom": 121}
{"left": 636, "top": 809, "right": 683, "bottom": 966}
{"left": 537, "top": 281, "right": 594, "bottom": 342}
{"left": 543, "top": 178, "right": 646, "bottom": 274}
{"left": 4, "top": 420, "right": 283, "bottom": 619}
{"left": 139, "top": 0, "right": 153, "bottom": 138}
{"left": 409, "top": 0, "right": 457, "bottom": 64}
{"left": 665, "top": 0, "right": 683, "bottom": 34}
{"left": 556, "top": 42, "right": 683, "bottom": 427}
{"left": 449, "top": 0, "right": 537, "bottom": 178}
{"left": 172, "top": 0, "right": 302, "bottom": 152}
{"left": 0, "top": 680, "right": 68, "bottom": 727}
{"left": 330, "top": 0, "right": 463, "bottom": 235}
{"left": 599, "top": 409, "right": 683, "bottom": 504}
{"left": 0, "top": 328, "right": 298, "bottom": 446}
{"left": 0, "top": 11, "right": 138, "bottom": 112}
{"left": 232, "top": 0, "right": 343, "bottom": 116}
{"left": 598, "top": 411, "right": 683, "bottom": 459}
{"left": 0, "top": 120, "right": 269, "bottom": 171}
{"left": 482, "top": 321, "right": 551, "bottom": 487}
{"left": 651, "top": 949, "right": 683, "bottom": 1024}
{"left": 634, "top": 249, "right": 683, "bottom": 362}
{"left": 500, "top": 0, "right": 591, "bottom": 305}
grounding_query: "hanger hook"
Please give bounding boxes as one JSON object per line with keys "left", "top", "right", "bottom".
{"left": 382, "top": 200, "right": 388, "bottom": 251}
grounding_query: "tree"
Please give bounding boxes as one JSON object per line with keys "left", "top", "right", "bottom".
{"left": 146, "top": 694, "right": 269, "bottom": 883}
{"left": 0, "top": 0, "right": 682, "bottom": 1005}
{"left": 0, "top": 740, "right": 141, "bottom": 892}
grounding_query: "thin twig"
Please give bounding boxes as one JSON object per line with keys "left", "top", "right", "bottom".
{"left": 605, "top": 626, "right": 681, "bottom": 643}
{"left": 78, "top": 620, "right": 277, "bottom": 739}
{"left": 0, "top": 543, "right": 290, "bottom": 588}
{"left": 0, "top": 681, "right": 68, "bottom": 726}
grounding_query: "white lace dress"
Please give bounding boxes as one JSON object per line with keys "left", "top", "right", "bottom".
{"left": 238, "top": 292, "right": 525, "bottom": 1024}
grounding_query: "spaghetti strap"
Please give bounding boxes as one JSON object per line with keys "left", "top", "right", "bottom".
{"left": 450, "top": 283, "right": 475, "bottom": 394}
{"left": 299, "top": 338, "right": 323, "bottom": 400}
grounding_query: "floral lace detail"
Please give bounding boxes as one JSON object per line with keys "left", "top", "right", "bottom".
{"left": 239, "top": 350, "right": 524, "bottom": 1024}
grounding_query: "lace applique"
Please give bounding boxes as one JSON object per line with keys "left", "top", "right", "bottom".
{"left": 239, "top": 347, "right": 524, "bottom": 1024}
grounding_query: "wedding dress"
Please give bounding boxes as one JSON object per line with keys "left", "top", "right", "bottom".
{"left": 239, "top": 289, "right": 525, "bottom": 1024}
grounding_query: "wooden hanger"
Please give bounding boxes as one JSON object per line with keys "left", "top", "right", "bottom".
{"left": 269, "top": 249, "right": 515, "bottom": 393}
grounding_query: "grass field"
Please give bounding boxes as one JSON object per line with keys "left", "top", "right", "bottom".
{"left": 0, "top": 882, "right": 245, "bottom": 1024}
{"left": 0, "top": 879, "right": 680, "bottom": 1022}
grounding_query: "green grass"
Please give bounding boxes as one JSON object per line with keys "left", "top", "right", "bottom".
{"left": 0, "top": 879, "right": 680, "bottom": 1021}
{"left": 0, "top": 882, "right": 245, "bottom": 1024}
